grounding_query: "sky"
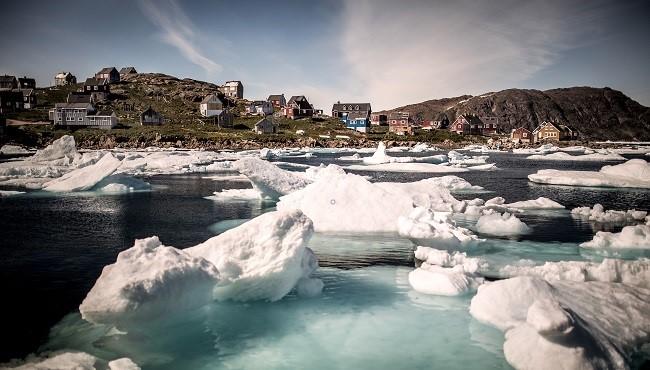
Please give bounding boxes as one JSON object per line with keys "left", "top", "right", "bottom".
{"left": 1, "top": 0, "right": 648, "bottom": 110}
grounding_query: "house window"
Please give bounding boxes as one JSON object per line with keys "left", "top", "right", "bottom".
{"left": 523, "top": 133, "right": 527, "bottom": 137}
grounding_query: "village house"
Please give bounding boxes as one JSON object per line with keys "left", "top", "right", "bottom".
{"left": 0, "top": 90, "right": 24, "bottom": 113}
{"left": 511, "top": 127, "right": 532, "bottom": 144}
{"left": 246, "top": 100, "right": 274, "bottom": 116}
{"left": 83, "top": 78, "right": 110, "bottom": 101}
{"left": 344, "top": 111, "right": 371, "bottom": 133}
{"left": 283, "top": 96, "right": 314, "bottom": 119}
{"left": 267, "top": 94, "right": 286, "bottom": 108}
{"left": 331, "top": 102, "right": 372, "bottom": 120}
{"left": 67, "top": 92, "right": 93, "bottom": 104}
{"left": 211, "top": 109, "right": 234, "bottom": 128}
{"left": 480, "top": 115, "right": 498, "bottom": 135}
{"left": 119, "top": 67, "right": 137, "bottom": 78}
{"left": 94, "top": 67, "right": 120, "bottom": 84}
{"left": 48, "top": 102, "right": 117, "bottom": 129}
{"left": 0, "top": 75, "right": 18, "bottom": 90}
{"left": 219, "top": 81, "right": 243, "bottom": 99}
{"left": 370, "top": 113, "right": 387, "bottom": 126}
{"left": 420, "top": 120, "right": 434, "bottom": 130}
{"left": 21, "top": 89, "right": 36, "bottom": 109}
{"left": 532, "top": 121, "right": 579, "bottom": 142}
{"left": 253, "top": 117, "right": 277, "bottom": 134}
{"left": 17, "top": 76, "right": 36, "bottom": 90}
{"left": 55, "top": 72, "right": 77, "bottom": 86}
{"left": 388, "top": 111, "right": 413, "bottom": 135}
{"left": 449, "top": 114, "right": 486, "bottom": 135}
{"left": 140, "top": 106, "right": 163, "bottom": 126}
{"left": 199, "top": 94, "right": 225, "bottom": 117}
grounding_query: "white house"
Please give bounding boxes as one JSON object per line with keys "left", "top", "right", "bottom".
{"left": 48, "top": 103, "right": 116, "bottom": 129}
{"left": 246, "top": 100, "right": 273, "bottom": 116}
{"left": 200, "top": 94, "right": 225, "bottom": 117}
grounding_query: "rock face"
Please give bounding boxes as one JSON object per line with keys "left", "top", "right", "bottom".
{"left": 382, "top": 87, "right": 650, "bottom": 140}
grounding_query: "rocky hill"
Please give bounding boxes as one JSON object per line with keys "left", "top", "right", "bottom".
{"left": 382, "top": 87, "right": 650, "bottom": 140}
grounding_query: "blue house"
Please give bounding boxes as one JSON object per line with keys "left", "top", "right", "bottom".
{"left": 343, "top": 112, "right": 370, "bottom": 133}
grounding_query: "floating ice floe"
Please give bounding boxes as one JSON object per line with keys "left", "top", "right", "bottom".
{"left": 0, "top": 190, "right": 24, "bottom": 197}
{"left": 362, "top": 142, "right": 447, "bottom": 165}
{"left": 43, "top": 153, "right": 122, "bottom": 192}
{"left": 409, "top": 246, "right": 486, "bottom": 296}
{"left": 526, "top": 152, "right": 626, "bottom": 161}
{"left": 476, "top": 212, "right": 531, "bottom": 236}
{"left": 580, "top": 224, "right": 650, "bottom": 250}
{"left": 470, "top": 276, "right": 650, "bottom": 370}
{"left": 499, "top": 258, "right": 650, "bottom": 288}
{"left": 503, "top": 197, "right": 564, "bottom": 210}
{"left": 448, "top": 150, "right": 488, "bottom": 165}
{"left": 231, "top": 158, "right": 311, "bottom": 199}
{"left": 346, "top": 162, "right": 469, "bottom": 173}
{"left": 0, "top": 144, "right": 32, "bottom": 155}
{"left": 512, "top": 144, "right": 559, "bottom": 155}
{"left": 277, "top": 171, "right": 470, "bottom": 232}
{"left": 571, "top": 203, "right": 647, "bottom": 224}
{"left": 3, "top": 351, "right": 140, "bottom": 370}
{"left": 79, "top": 210, "right": 319, "bottom": 326}
{"left": 398, "top": 208, "right": 481, "bottom": 250}
{"left": 528, "top": 159, "right": 650, "bottom": 189}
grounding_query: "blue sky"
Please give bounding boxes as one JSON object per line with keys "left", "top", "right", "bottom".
{"left": 1, "top": 0, "right": 648, "bottom": 110}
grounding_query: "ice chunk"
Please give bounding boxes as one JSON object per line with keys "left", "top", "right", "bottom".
{"left": 3, "top": 352, "right": 141, "bottom": 370}
{"left": 571, "top": 204, "right": 647, "bottom": 223}
{"left": 526, "top": 152, "right": 626, "bottom": 161}
{"left": 470, "top": 276, "right": 650, "bottom": 370}
{"left": 346, "top": 162, "right": 469, "bottom": 173}
{"left": 0, "top": 190, "right": 24, "bottom": 197}
{"left": 408, "top": 246, "right": 485, "bottom": 296}
{"left": 503, "top": 197, "right": 564, "bottom": 210}
{"left": 528, "top": 159, "right": 650, "bottom": 189}
{"left": 398, "top": 208, "right": 481, "bottom": 250}
{"left": 580, "top": 224, "right": 650, "bottom": 249}
{"left": 43, "top": 153, "right": 122, "bottom": 192}
{"left": 206, "top": 188, "right": 264, "bottom": 201}
{"left": 79, "top": 236, "right": 220, "bottom": 325}
{"left": 0, "top": 144, "right": 31, "bottom": 155}
{"left": 512, "top": 144, "right": 559, "bottom": 155}
{"left": 499, "top": 258, "right": 650, "bottom": 288}
{"left": 29, "top": 135, "right": 79, "bottom": 162}
{"left": 231, "top": 158, "right": 311, "bottom": 199}
{"left": 94, "top": 175, "right": 151, "bottom": 193}
{"left": 476, "top": 212, "right": 531, "bottom": 236}
{"left": 187, "top": 209, "right": 317, "bottom": 302}
{"left": 484, "top": 197, "right": 505, "bottom": 206}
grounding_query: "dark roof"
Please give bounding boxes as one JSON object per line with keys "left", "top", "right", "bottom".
{"left": 119, "top": 67, "right": 137, "bottom": 74}
{"left": 67, "top": 92, "right": 91, "bottom": 103}
{"left": 332, "top": 103, "right": 371, "bottom": 112}
{"left": 255, "top": 117, "right": 272, "bottom": 126}
{"left": 89, "top": 110, "right": 114, "bottom": 116}
{"left": 389, "top": 111, "right": 410, "bottom": 120}
{"left": 84, "top": 77, "right": 107, "bottom": 86}
{"left": 55, "top": 102, "right": 93, "bottom": 109}
{"left": 141, "top": 106, "right": 160, "bottom": 116}
{"left": 347, "top": 111, "right": 368, "bottom": 120}
{"left": 97, "top": 67, "right": 117, "bottom": 74}
{"left": 0, "top": 75, "right": 17, "bottom": 83}
{"left": 201, "top": 94, "right": 223, "bottom": 104}
{"left": 288, "top": 95, "right": 312, "bottom": 109}
{"left": 18, "top": 77, "right": 35, "bottom": 85}
{"left": 267, "top": 94, "right": 284, "bottom": 101}
{"left": 458, "top": 114, "right": 483, "bottom": 125}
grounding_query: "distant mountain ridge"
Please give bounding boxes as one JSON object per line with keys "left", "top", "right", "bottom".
{"left": 381, "top": 87, "right": 650, "bottom": 140}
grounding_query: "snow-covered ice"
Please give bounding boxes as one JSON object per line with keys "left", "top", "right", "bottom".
{"left": 571, "top": 203, "right": 647, "bottom": 224}
{"left": 346, "top": 162, "right": 469, "bottom": 173}
{"left": 529, "top": 159, "right": 650, "bottom": 189}
{"left": 398, "top": 208, "right": 481, "bottom": 250}
{"left": 503, "top": 197, "right": 564, "bottom": 210}
{"left": 526, "top": 152, "right": 626, "bottom": 161}
{"left": 43, "top": 153, "right": 122, "bottom": 192}
{"left": 231, "top": 158, "right": 310, "bottom": 199}
{"left": 0, "top": 144, "right": 32, "bottom": 155}
{"left": 476, "top": 212, "right": 531, "bottom": 236}
{"left": 580, "top": 224, "right": 650, "bottom": 250}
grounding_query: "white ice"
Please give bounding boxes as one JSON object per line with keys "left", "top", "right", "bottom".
{"left": 571, "top": 203, "right": 647, "bottom": 224}
{"left": 580, "top": 224, "right": 650, "bottom": 250}
{"left": 528, "top": 159, "right": 650, "bottom": 189}
{"left": 503, "top": 197, "right": 565, "bottom": 210}
{"left": 476, "top": 212, "right": 531, "bottom": 236}
{"left": 526, "top": 152, "right": 626, "bottom": 161}
{"left": 43, "top": 153, "right": 122, "bottom": 192}
{"left": 0, "top": 144, "right": 32, "bottom": 155}
{"left": 231, "top": 158, "right": 311, "bottom": 199}
{"left": 398, "top": 208, "right": 481, "bottom": 250}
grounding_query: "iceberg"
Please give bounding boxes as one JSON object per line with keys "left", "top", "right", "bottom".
{"left": 476, "top": 212, "right": 531, "bottom": 236}
{"left": 503, "top": 197, "right": 564, "bottom": 210}
{"left": 29, "top": 135, "right": 79, "bottom": 163}
{"left": 580, "top": 224, "right": 650, "bottom": 250}
{"left": 528, "top": 159, "right": 650, "bottom": 189}
{"left": 43, "top": 153, "right": 122, "bottom": 192}
{"left": 526, "top": 152, "right": 626, "bottom": 161}
{"left": 0, "top": 144, "right": 31, "bottom": 155}
{"left": 361, "top": 142, "right": 447, "bottom": 165}
{"left": 571, "top": 203, "right": 647, "bottom": 224}
{"left": 470, "top": 276, "right": 650, "bottom": 370}
{"left": 346, "top": 162, "right": 469, "bottom": 173}
{"left": 79, "top": 210, "right": 318, "bottom": 326}
{"left": 231, "top": 158, "right": 310, "bottom": 199}
{"left": 398, "top": 208, "right": 481, "bottom": 250}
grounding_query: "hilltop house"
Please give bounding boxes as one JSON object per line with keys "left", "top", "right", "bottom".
{"left": 17, "top": 76, "right": 36, "bottom": 90}
{"left": 0, "top": 75, "right": 18, "bottom": 90}
{"left": 55, "top": 72, "right": 77, "bottom": 86}
{"left": 0, "top": 90, "right": 23, "bottom": 113}
{"left": 388, "top": 111, "right": 413, "bottom": 135}
{"left": 283, "top": 96, "right": 314, "bottom": 119}
{"left": 449, "top": 114, "right": 486, "bottom": 135}
{"left": 246, "top": 100, "right": 273, "bottom": 116}
{"left": 370, "top": 113, "right": 387, "bottom": 126}
{"left": 267, "top": 94, "right": 286, "bottom": 108}
{"left": 21, "top": 89, "right": 36, "bottom": 109}
{"left": 331, "top": 102, "right": 371, "bottom": 120}
{"left": 533, "top": 121, "right": 579, "bottom": 142}
{"left": 95, "top": 67, "right": 120, "bottom": 84}
{"left": 83, "top": 78, "right": 110, "bottom": 101}
{"left": 344, "top": 112, "right": 371, "bottom": 133}
{"left": 119, "top": 67, "right": 137, "bottom": 78}
{"left": 219, "top": 81, "right": 243, "bottom": 99}
{"left": 200, "top": 94, "right": 225, "bottom": 117}
{"left": 48, "top": 102, "right": 117, "bottom": 129}
{"left": 511, "top": 127, "right": 532, "bottom": 144}
{"left": 253, "top": 117, "right": 277, "bottom": 134}
{"left": 140, "top": 106, "right": 163, "bottom": 126}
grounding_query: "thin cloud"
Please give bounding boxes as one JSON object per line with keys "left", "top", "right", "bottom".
{"left": 138, "top": 0, "right": 222, "bottom": 74}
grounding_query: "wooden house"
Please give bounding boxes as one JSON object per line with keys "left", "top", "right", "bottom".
{"left": 480, "top": 116, "right": 498, "bottom": 135}
{"left": 211, "top": 109, "right": 234, "bottom": 128}
{"left": 0, "top": 90, "right": 23, "bottom": 113}
{"left": 510, "top": 127, "right": 532, "bottom": 144}
{"left": 532, "top": 121, "right": 562, "bottom": 142}
{"left": 21, "top": 89, "right": 36, "bottom": 109}
{"left": 0, "top": 75, "right": 18, "bottom": 90}
{"left": 219, "top": 80, "right": 243, "bottom": 99}
{"left": 140, "top": 106, "right": 163, "bottom": 126}
{"left": 246, "top": 100, "right": 273, "bottom": 116}
{"left": 267, "top": 94, "right": 286, "bottom": 108}
{"left": 200, "top": 94, "right": 225, "bottom": 117}
{"left": 17, "top": 76, "right": 36, "bottom": 90}
{"left": 67, "top": 92, "right": 93, "bottom": 104}
{"left": 388, "top": 111, "right": 413, "bottom": 135}
{"left": 449, "top": 114, "right": 485, "bottom": 135}
{"left": 83, "top": 78, "right": 110, "bottom": 101}
{"left": 370, "top": 113, "right": 387, "bottom": 126}
{"left": 55, "top": 72, "right": 77, "bottom": 86}
{"left": 283, "top": 96, "right": 314, "bottom": 119}
{"left": 253, "top": 117, "right": 276, "bottom": 134}
{"left": 119, "top": 67, "right": 138, "bottom": 78}
{"left": 331, "top": 102, "right": 371, "bottom": 120}
{"left": 344, "top": 111, "right": 370, "bottom": 133}
{"left": 49, "top": 102, "right": 116, "bottom": 129}
{"left": 95, "top": 67, "right": 120, "bottom": 83}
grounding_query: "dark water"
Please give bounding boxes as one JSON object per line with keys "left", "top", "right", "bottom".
{"left": 0, "top": 151, "right": 649, "bottom": 362}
